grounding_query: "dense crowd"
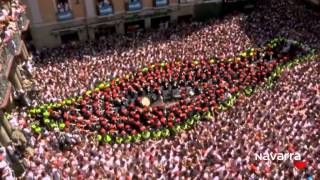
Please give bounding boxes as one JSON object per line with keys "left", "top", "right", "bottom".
{"left": 16, "top": 58, "right": 320, "bottom": 179}
{"left": 31, "top": 14, "right": 252, "bottom": 104}
{"left": 3, "top": 0, "right": 320, "bottom": 179}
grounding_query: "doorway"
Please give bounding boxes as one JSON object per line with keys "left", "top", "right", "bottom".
{"left": 125, "top": 20, "right": 145, "bottom": 34}
{"left": 60, "top": 32, "right": 79, "bottom": 44}
{"left": 151, "top": 16, "right": 170, "bottom": 29}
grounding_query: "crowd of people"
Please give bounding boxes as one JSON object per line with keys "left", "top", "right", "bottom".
{"left": 32, "top": 15, "right": 253, "bottom": 104}
{"left": 0, "top": 0, "right": 26, "bottom": 51}
{"left": 2, "top": 0, "right": 320, "bottom": 179}
{"left": 0, "top": 146, "right": 15, "bottom": 179}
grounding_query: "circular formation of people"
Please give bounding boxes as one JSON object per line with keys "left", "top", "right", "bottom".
{"left": 28, "top": 38, "right": 311, "bottom": 144}
{"left": 2, "top": 0, "right": 320, "bottom": 179}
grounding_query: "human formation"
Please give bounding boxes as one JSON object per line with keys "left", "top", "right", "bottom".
{"left": 1, "top": 0, "right": 319, "bottom": 179}
{"left": 28, "top": 38, "right": 311, "bottom": 144}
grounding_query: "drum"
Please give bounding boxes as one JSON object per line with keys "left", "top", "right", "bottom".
{"left": 141, "top": 96, "right": 151, "bottom": 107}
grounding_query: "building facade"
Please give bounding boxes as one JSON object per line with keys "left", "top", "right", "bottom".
{"left": 0, "top": 2, "right": 31, "bottom": 146}
{"left": 24, "top": 0, "right": 226, "bottom": 48}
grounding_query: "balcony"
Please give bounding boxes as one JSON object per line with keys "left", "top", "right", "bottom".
{"left": 126, "top": 1, "right": 142, "bottom": 11}
{"left": 97, "top": 3, "right": 113, "bottom": 16}
{"left": 154, "top": 0, "right": 169, "bottom": 7}
{"left": 57, "top": 10, "right": 73, "bottom": 21}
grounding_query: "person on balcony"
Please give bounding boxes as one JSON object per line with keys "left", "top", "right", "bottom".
{"left": 103, "top": 0, "right": 110, "bottom": 6}
{"left": 57, "top": 3, "right": 64, "bottom": 13}
{"left": 98, "top": 0, "right": 110, "bottom": 9}
{"left": 57, "top": 1, "right": 69, "bottom": 14}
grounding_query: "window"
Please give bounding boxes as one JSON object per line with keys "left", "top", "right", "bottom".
{"left": 97, "top": 0, "right": 113, "bottom": 16}
{"left": 125, "top": 20, "right": 145, "bottom": 34}
{"left": 94, "top": 25, "right": 116, "bottom": 40}
{"left": 126, "top": 0, "right": 142, "bottom": 11}
{"left": 56, "top": 0, "right": 70, "bottom": 13}
{"left": 151, "top": 16, "right": 170, "bottom": 29}
{"left": 60, "top": 32, "right": 79, "bottom": 44}
{"left": 56, "top": 0, "right": 73, "bottom": 21}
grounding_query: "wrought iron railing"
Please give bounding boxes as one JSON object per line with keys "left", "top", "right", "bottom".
{"left": 154, "top": 0, "right": 169, "bottom": 7}
{"left": 6, "top": 33, "right": 21, "bottom": 55}
{"left": 57, "top": 10, "right": 73, "bottom": 21}
{"left": 98, "top": 3, "right": 113, "bottom": 16}
{"left": 0, "top": 48, "right": 9, "bottom": 72}
{"left": 179, "top": 0, "right": 195, "bottom": 3}
{"left": 0, "top": 32, "right": 21, "bottom": 64}
{"left": 0, "top": 76, "right": 10, "bottom": 103}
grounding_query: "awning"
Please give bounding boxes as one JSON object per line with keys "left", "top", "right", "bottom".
{"left": 51, "top": 25, "right": 85, "bottom": 34}
{"left": 88, "top": 21, "right": 119, "bottom": 28}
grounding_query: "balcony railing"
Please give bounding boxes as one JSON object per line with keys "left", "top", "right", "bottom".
{"left": 0, "top": 33, "right": 23, "bottom": 104}
{"left": 0, "top": 48, "right": 10, "bottom": 72}
{"left": 3, "top": 33, "right": 21, "bottom": 57}
{"left": 0, "top": 76, "right": 10, "bottom": 106}
{"left": 57, "top": 10, "right": 73, "bottom": 21}
{"left": 1, "top": 32, "right": 21, "bottom": 60}
{"left": 179, "top": 0, "right": 194, "bottom": 3}
{"left": 0, "top": 38, "right": 16, "bottom": 79}
{"left": 154, "top": 0, "right": 169, "bottom": 7}
{"left": 126, "top": 1, "right": 142, "bottom": 11}
{"left": 97, "top": 3, "right": 113, "bottom": 16}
